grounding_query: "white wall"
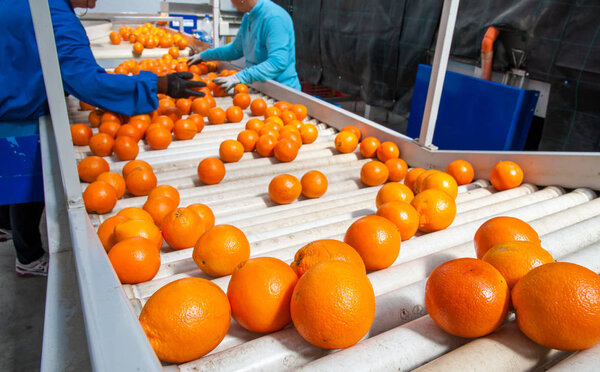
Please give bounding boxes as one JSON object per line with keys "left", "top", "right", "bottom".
{"left": 88, "top": 0, "right": 237, "bottom": 13}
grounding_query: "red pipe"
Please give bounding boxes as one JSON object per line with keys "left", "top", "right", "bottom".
{"left": 481, "top": 27, "right": 499, "bottom": 81}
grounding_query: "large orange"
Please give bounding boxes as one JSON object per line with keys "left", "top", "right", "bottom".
{"left": 268, "top": 174, "right": 301, "bottom": 205}
{"left": 143, "top": 196, "right": 177, "bottom": 226}
{"left": 255, "top": 134, "right": 278, "bottom": 157}
{"left": 413, "top": 169, "right": 442, "bottom": 194}
{"left": 482, "top": 241, "right": 554, "bottom": 288}
{"left": 290, "top": 261, "right": 375, "bottom": 349}
{"left": 187, "top": 114, "right": 205, "bottom": 133}
{"left": 512, "top": 262, "right": 600, "bottom": 350}
{"left": 70, "top": 123, "right": 93, "bottom": 146}
{"left": 291, "top": 104, "right": 307, "bottom": 120}
{"left": 113, "top": 136, "right": 139, "bottom": 161}
{"left": 187, "top": 203, "right": 215, "bottom": 231}
{"left": 117, "top": 207, "right": 154, "bottom": 224}
{"left": 490, "top": 160, "right": 524, "bottom": 190}
{"left": 146, "top": 124, "right": 172, "bottom": 150}
{"left": 299, "top": 123, "right": 318, "bottom": 144}
{"left": 411, "top": 189, "right": 456, "bottom": 232}
{"left": 385, "top": 158, "right": 408, "bottom": 182}
{"left": 420, "top": 171, "right": 459, "bottom": 199}
{"left": 404, "top": 167, "right": 425, "bottom": 191}
{"left": 344, "top": 215, "right": 401, "bottom": 270}
{"left": 425, "top": 258, "right": 510, "bottom": 338}
{"left": 359, "top": 136, "right": 380, "bottom": 158}
{"left": 108, "top": 237, "right": 160, "bottom": 284}
{"left": 232, "top": 93, "right": 251, "bottom": 109}
{"left": 376, "top": 141, "right": 399, "bottom": 162}
{"left": 300, "top": 170, "right": 328, "bottom": 199}
{"left": 173, "top": 118, "right": 197, "bottom": 140}
{"left": 126, "top": 167, "right": 157, "bottom": 196}
{"left": 161, "top": 207, "right": 205, "bottom": 250}
{"left": 245, "top": 118, "right": 265, "bottom": 133}
{"left": 99, "top": 120, "right": 121, "bottom": 138}
{"left": 114, "top": 219, "right": 163, "bottom": 250}
{"left": 96, "top": 172, "right": 126, "bottom": 199}
{"left": 197, "top": 157, "right": 226, "bottom": 185}
{"left": 82, "top": 181, "right": 117, "bottom": 214}
{"left": 290, "top": 239, "right": 365, "bottom": 277}
{"left": 226, "top": 106, "right": 244, "bottom": 123}
{"left": 376, "top": 201, "right": 419, "bottom": 241}
{"left": 139, "top": 278, "right": 231, "bottom": 363}
{"left": 335, "top": 131, "right": 359, "bottom": 153}
{"left": 148, "top": 184, "right": 180, "bottom": 205}
{"left": 89, "top": 132, "right": 114, "bottom": 157}
{"left": 360, "top": 160, "right": 389, "bottom": 187}
{"left": 233, "top": 83, "right": 249, "bottom": 95}
{"left": 250, "top": 98, "right": 267, "bottom": 116}
{"left": 122, "top": 159, "right": 152, "bottom": 179}
{"left": 473, "top": 216, "right": 540, "bottom": 259}
{"left": 116, "top": 124, "right": 142, "bottom": 142}
{"left": 219, "top": 139, "right": 244, "bottom": 163}
{"left": 375, "top": 182, "right": 414, "bottom": 208}
{"left": 77, "top": 156, "right": 109, "bottom": 183}
{"left": 341, "top": 125, "right": 361, "bottom": 141}
{"left": 445, "top": 159, "right": 474, "bottom": 185}
{"left": 274, "top": 138, "right": 299, "bottom": 162}
{"left": 191, "top": 97, "right": 211, "bottom": 116}
{"left": 227, "top": 257, "right": 298, "bottom": 333}
{"left": 97, "top": 215, "right": 129, "bottom": 252}
{"left": 193, "top": 224, "right": 250, "bottom": 277}
{"left": 237, "top": 129, "right": 259, "bottom": 152}
{"left": 207, "top": 107, "right": 226, "bottom": 124}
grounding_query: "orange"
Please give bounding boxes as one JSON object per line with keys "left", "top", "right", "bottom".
{"left": 99, "top": 120, "right": 121, "bottom": 138}
{"left": 335, "top": 131, "right": 359, "bottom": 153}
{"left": 109, "top": 31, "right": 121, "bottom": 45}
{"left": 255, "top": 134, "right": 278, "bottom": 157}
{"left": 207, "top": 107, "right": 226, "bottom": 124}
{"left": 232, "top": 93, "right": 251, "bottom": 109}
{"left": 117, "top": 207, "right": 154, "bottom": 224}
{"left": 113, "top": 136, "right": 139, "bottom": 161}
{"left": 198, "top": 157, "right": 226, "bottom": 185}
{"left": 375, "top": 182, "right": 414, "bottom": 208}
{"left": 250, "top": 98, "right": 267, "bottom": 116}
{"left": 219, "top": 139, "right": 244, "bottom": 163}
{"left": 413, "top": 169, "right": 441, "bottom": 194}
{"left": 482, "top": 241, "right": 554, "bottom": 288}
{"left": 233, "top": 83, "right": 249, "bottom": 95}
{"left": 360, "top": 160, "right": 389, "bottom": 187}
{"left": 290, "top": 239, "right": 365, "bottom": 277}
{"left": 287, "top": 119, "right": 304, "bottom": 131}
{"left": 512, "top": 262, "right": 600, "bottom": 350}
{"left": 187, "top": 114, "right": 205, "bottom": 133}
{"left": 125, "top": 167, "right": 157, "bottom": 196}
{"left": 187, "top": 203, "right": 215, "bottom": 231}
{"left": 237, "top": 129, "right": 259, "bottom": 152}
{"left": 226, "top": 106, "right": 244, "bottom": 123}
{"left": 114, "top": 218, "right": 163, "bottom": 250}
{"left": 376, "top": 201, "right": 419, "bottom": 241}
{"left": 411, "top": 189, "right": 456, "bottom": 232}
{"left": 173, "top": 118, "right": 197, "bottom": 140}
{"left": 79, "top": 101, "right": 95, "bottom": 111}
{"left": 161, "top": 207, "right": 205, "bottom": 250}
{"left": 264, "top": 116, "right": 284, "bottom": 129}
{"left": 108, "top": 237, "right": 160, "bottom": 284}
{"left": 245, "top": 118, "right": 265, "bottom": 132}
{"left": 290, "top": 261, "right": 375, "bottom": 349}
{"left": 193, "top": 224, "right": 250, "bottom": 277}
{"left": 344, "top": 215, "right": 401, "bottom": 270}
{"left": 88, "top": 109, "right": 103, "bottom": 127}
{"left": 269, "top": 174, "right": 301, "bottom": 205}
{"left": 376, "top": 141, "right": 400, "bottom": 162}
{"left": 70, "top": 123, "right": 93, "bottom": 146}
{"left": 148, "top": 184, "right": 180, "bottom": 205}
{"left": 280, "top": 130, "right": 302, "bottom": 148}
{"left": 116, "top": 124, "right": 142, "bottom": 141}
{"left": 89, "top": 132, "right": 114, "bottom": 157}
{"left": 359, "top": 136, "right": 380, "bottom": 158}
{"left": 143, "top": 195, "right": 177, "bottom": 226}
{"left": 145, "top": 125, "right": 172, "bottom": 150}
{"left": 122, "top": 159, "right": 152, "bottom": 179}
{"left": 168, "top": 46, "right": 179, "bottom": 58}
{"left": 133, "top": 42, "right": 144, "bottom": 55}
{"left": 97, "top": 215, "right": 128, "bottom": 252}
{"left": 404, "top": 167, "right": 425, "bottom": 191}
{"left": 274, "top": 138, "right": 299, "bottom": 162}
{"left": 301, "top": 170, "right": 328, "bottom": 198}
{"left": 152, "top": 115, "right": 175, "bottom": 131}
{"left": 176, "top": 37, "right": 188, "bottom": 50}
{"left": 425, "top": 258, "right": 510, "bottom": 338}
{"left": 128, "top": 118, "right": 150, "bottom": 138}
{"left": 274, "top": 101, "right": 291, "bottom": 112}
{"left": 299, "top": 123, "right": 318, "bottom": 144}
{"left": 473, "top": 216, "right": 540, "bottom": 259}
{"left": 139, "top": 278, "right": 231, "bottom": 363}
{"left": 445, "top": 159, "right": 474, "bottom": 186}
{"left": 263, "top": 106, "right": 281, "bottom": 120}
{"left": 280, "top": 110, "right": 297, "bottom": 125}
{"left": 341, "top": 125, "right": 361, "bottom": 141}
{"left": 96, "top": 172, "right": 126, "bottom": 199}
{"left": 291, "top": 104, "right": 308, "bottom": 120}
{"left": 385, "top": 158, "right": 408, "bottom": 182}
{"left": 77, "top": 156, "right": 109, "bottom": 183}
{"left": 82, "top": 181, "right": 118, "bottom": 214}
{"left": 191, "top": 97, "right": 211, "bottom": 116}
{"left": 227, "top": 257, "right": 298, "bottom": 333}
{"left": 490, "top": 160, "right": 524, "bottom": 190}
{"left": 420, "top": 171, "right": 459, "bottom": 199}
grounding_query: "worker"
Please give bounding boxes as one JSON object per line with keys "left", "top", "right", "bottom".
{"left": 0, "top": 0, "right": 204, "bottom": 276}
{"left": 188, "top": 0, "right": 301, "bottom": 93}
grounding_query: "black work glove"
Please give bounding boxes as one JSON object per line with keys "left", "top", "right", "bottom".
{"left": 166, "top": 72, "right": 206, "bottom": 98}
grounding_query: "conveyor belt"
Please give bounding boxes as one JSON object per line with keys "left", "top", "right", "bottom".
{"left": 64, "top": 80, "right": 600, "bottom": 371}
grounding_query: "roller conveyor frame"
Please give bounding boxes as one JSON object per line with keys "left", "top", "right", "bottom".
{"left": 28, "top": 0, "right": 600, "bottom": 371}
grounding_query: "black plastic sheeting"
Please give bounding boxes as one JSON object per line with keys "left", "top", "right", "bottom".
{"left": 273, "top": 0, "right": 600, "bottom": 152}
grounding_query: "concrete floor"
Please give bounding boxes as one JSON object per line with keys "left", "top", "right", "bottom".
{"left": 0, "top": 238, "right": 47, "bottom": 372}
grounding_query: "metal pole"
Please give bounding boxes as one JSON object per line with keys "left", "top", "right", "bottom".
{"left": 213, "top": 0, "right": 221, "bottom": 47}
{"left": 417, "top": 0, "right": 460, "bottom": 149}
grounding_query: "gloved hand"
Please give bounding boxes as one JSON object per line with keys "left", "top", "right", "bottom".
{"left": 165, "top": 72, "right": 206, "bottom": 98}
{"left": 187, "top": 53, "right": 204, "bottom": 66}
{"left": 213, "top": 74, "right": 241, "bottom": 94}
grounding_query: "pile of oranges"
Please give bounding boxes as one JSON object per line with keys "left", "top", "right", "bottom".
{"left": 109, "top": 23, "right": 189, "bottom": 57}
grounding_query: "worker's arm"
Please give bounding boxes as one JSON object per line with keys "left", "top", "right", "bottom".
{"left": 235, "top": 17, "right": 290, "bottom": 84}
{"left": 200, "top": 21, "right": 245, "bottom": 62}
{"left": 50, "top": 0, "right": 158, "bottom": 115}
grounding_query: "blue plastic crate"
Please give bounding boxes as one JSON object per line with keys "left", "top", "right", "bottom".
{"left": 406, "top": 64, "right": 539, "bottom": 151}
{"left": 0, "top": 135, "right": 44, "bottom": 206}
{"left": 169, "top": 13, "right": 198, "bottom": 34}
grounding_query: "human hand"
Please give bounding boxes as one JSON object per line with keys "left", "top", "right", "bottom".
{"left": 213, "top": 74, "right": 241, "bottom": 94}
{"left": 187, "top": 53, "right": 204, "bottom": 66}
{"left": 166, "top": 72, "right": 206, "bottom": 98}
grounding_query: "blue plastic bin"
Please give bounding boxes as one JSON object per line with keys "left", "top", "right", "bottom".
{"left": 406, "top": 64, "right": 539, "bottom": 151}
{"left": 169, "top": 14, "right": 198, "bottom": 34}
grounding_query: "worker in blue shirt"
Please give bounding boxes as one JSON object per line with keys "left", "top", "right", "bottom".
{"left": 0, "top": 0, "right": 204, "bottom": 276}
{"left": 188, "top": 0, "right": 301, "bottom": 92}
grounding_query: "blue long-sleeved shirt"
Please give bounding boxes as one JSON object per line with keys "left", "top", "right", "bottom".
{"left": 201, "top": 0, "right": 300, "bottom": 90}
{"left": 0, "top": 0, "right": 159, "bottom": 131}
